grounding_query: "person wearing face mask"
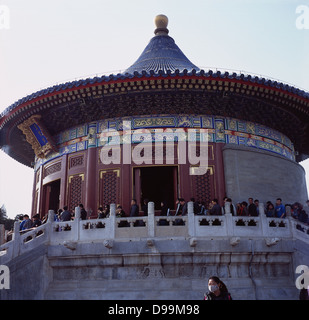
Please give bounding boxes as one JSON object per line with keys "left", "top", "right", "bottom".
{"left": 203, "top": 276, "right": 232, "bottom": 300}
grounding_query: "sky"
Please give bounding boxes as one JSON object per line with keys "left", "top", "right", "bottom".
{"left": 0, "top": 0, "right": 309, "bottom": 218}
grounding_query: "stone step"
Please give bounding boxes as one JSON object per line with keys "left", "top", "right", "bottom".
{"left": 44, "top": 275, "right": 298, "bottom": 300}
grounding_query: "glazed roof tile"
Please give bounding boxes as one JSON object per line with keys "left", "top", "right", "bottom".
{"left": 1, "top": 13, "right": 307, "bottom": 118}
{"left": 1, "top": 14, "right": 309, "bottom": 166}
{"left": 124, "top": 34, "right": 200, "bottom": 74}
{"left": 1, "top": 69, "right": 308, "bottom": 119}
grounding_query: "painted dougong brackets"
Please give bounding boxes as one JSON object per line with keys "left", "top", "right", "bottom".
{"left": 18, "top": 115, "right": 58, "bottom": 159}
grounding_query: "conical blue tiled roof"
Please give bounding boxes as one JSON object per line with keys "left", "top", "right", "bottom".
{"left": 124, "top": 15, "right": 199, "bottom": 74}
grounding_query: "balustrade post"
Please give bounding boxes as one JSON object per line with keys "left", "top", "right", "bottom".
{"left": 258, "top": 202, "right": 265, "bottom": 216}
{"left": 74, "top": 206, "right": 81, "bottom": 241}
{"left": 259, "top": 203, "right": 269, "bottom": 236}
{"left": 225, "top": 213, "right": 233, "bottom": 237}
{"left": 187, "top": 201, "right": 195, "bottom": 237}
{"left": 48, "top": 210, "right": 55, "bottom": 223}
{"left": 109, "top": 203, "right": 116, "bottom": 239}
{"left": 148, "top": 202, "right": 155, "bottom": 238}
{"left": 12, "top": 221, "right": 20, "bottom": 259}
{"left": 12, "top": 220, "right": 20, "bottom": 258}
{"left": 47, "top": 210, "right": 55, "bottom": 243}
{"left": 285, "top": 206, "right": 294, "bottom": 238}
{"left": 13, "top": 221, "right": 20, "bottom": 241}
{"left": 224, "top": 200, "right": 233, "bottom": 236}
{"left": 285, "top": 205, "right": 291, "bottom": 218}
{"left": 224, "top": 202, "right": 231, "bottom": 214}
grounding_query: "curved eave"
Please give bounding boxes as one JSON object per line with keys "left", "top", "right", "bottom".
{"left": 1, "top": 69, "right": 309, "bottom": 167}
{"left": 1, "top": 69, "right": 309, "bottom": 121}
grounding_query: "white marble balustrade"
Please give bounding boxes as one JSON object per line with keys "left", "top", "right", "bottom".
{"left": 0, "top": 201, "right": 308, "bottom": 264}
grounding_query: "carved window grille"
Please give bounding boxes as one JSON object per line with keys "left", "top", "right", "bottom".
{"left": 43, "top": 162, "right": 61, "bottom": 179}
{"left": 69, "top": 155, "right": 84, "bottom": 169}
{"left": 68, "top": 174, "right": 84, "bottom": 212}
{"left": 99, "top": 170, "right": 120, "bottom": 206}
{"left": 192, "top": 167, "right": 213, "bottom": 206}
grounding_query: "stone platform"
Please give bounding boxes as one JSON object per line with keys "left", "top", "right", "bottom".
{"left": 0, "top": 202, "right": 308, "bottom": 300}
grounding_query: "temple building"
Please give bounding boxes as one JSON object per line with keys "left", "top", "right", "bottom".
{"left": 1, "top": 15, "right": 308, "bottom": 217}
{"left": 1, "top": 14, "right": 309, "bottom": 301}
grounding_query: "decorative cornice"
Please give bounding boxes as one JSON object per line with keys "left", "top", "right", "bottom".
{"left": 1, "top": 70, "right": 309, "bottom": 125}
{"left": 1, "top": 71, "right": 309, "bottom": 167}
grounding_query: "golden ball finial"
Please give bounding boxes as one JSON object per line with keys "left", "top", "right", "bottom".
{"left": 154, "top": 14, "right": 168, "bottom": 29}
{"left": 154, "top": 14, "right": 169, "bottom": 35}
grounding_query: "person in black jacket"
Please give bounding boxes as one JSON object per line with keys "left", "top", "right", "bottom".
{"left": 299, "top": 288, "right": 309, "bottom": 300}
{"left": 79, "top": 203, "right": 87, "bottom": 220}
{"left": 130, "top": 199, "right": 139, "bottom": 217}
{"left": 248, "top": 198, "right": 258, "bottom": 216}
{"left": 60, "top": 206, "right": 72, "bottom": 221}
{"left": 158, "top": 201, "right": 169, "bottom": 226}
{"left": 209, "top": 199, "right": 221, "bottom": 215}
{"left": 204, "top": 276, "right": 232, "bottom": 300}
{"left": 141, "top": 199, "right": 149, "bottom": 216}
{"left": 32, "top": 214, "right": 42, "bottom": 227}
{"left": 130, "top": 199, "right": 144, "bottom": 227}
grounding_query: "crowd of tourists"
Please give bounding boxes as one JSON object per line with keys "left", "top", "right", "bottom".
{"left": 193, "top": 197, "right": 309, "bottom": 224}
{"left": 147, "top": 196, "right": 309, "bottom": 225}
{"left": 12, "top": 196, "right": 309, "bottom": 235}
{"left": 88, "top": 196, "right": 309, "bottom": 227}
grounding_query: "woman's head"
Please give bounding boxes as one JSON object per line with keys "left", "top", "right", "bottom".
{"left": 208, "top": 276, "right": 228, "bottom": 293}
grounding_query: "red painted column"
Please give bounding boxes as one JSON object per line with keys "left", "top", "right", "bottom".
{"left": 85, "top": 147, "right": 97, "bottom": 218}
{"left": 173, "top": 166, "right": 178, "bottom": 208}
{"left": 59, "top": 154, "right": 68, "bottom": 210}
{"left": 121, "top": 164, "right": 131, "bottom": 215}
{"left": 134, "top": 167, "right": 142, "bottom": 210}
{"left": 215, "top": 143, "right": 226, "bottom": 206}
{"left": 31, "top": 168, "right": 38, "bottom": 217}
{"left": 37, "top": 165, "right": 45, "bottom": 216}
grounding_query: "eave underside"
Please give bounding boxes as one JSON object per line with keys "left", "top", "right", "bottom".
{"left": 1, "top": 80, "right": 309, "bottom": 167}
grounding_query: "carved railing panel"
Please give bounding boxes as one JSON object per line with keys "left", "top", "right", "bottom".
{"left": 1, "top": 204, "right": 309, "bottom": 265}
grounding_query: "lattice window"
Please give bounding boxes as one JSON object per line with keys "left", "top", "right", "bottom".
{"left": 68, "top": 174, "right": 84, "bottom": 211}
{"left": 69, "top": 155, "right": 84, "bottom": 168}
{"left": 192, "top": 168, "right": 213, "bottom": 206}
{"left": 99, "top": 170, "right": 120, "bottom": 206}
{"left": 43, "top": 162, "right": 61, "bottom": 179}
